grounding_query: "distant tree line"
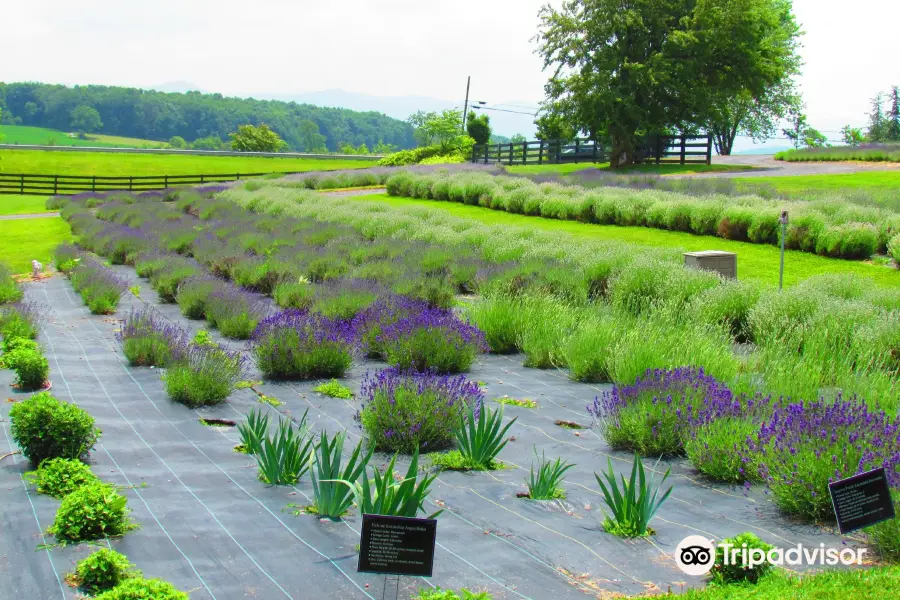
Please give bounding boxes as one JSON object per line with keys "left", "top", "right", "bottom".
{"left": 0, "top": 82, "right": 416, "bottom": 152}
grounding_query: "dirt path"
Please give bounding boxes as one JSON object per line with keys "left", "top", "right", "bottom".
{"left": 0, "top": 212, "right": 60, "bottom": 221}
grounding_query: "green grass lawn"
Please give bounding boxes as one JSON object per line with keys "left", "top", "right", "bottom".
{"left": 662, "top": 566, "right": 900, "bottom": 600}
{"left": 736, "top": 171, "right": 900, "bottom": 195}
{"left": 0, "top": 195, "right": 53, "bottom": 216}
{"left": 0, "top": 149, "right": 376, "bottom": 177}
{"left": 355, "top": 193, "right": 900, "bottom": 288}
{"left": 0, "top": 217, "right": 71, "bottom": 273}
{"left": 506, "top": 162, "right": 754, "bottom": 175}
{"left": 0, "top": 124, "right": 167, "bottom": 148}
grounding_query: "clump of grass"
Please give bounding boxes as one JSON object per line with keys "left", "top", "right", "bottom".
{"left": 524, "top": 449, "right": 574, "bottom": 500}
{"left": 594, "top": 453, "right": 673, "bottom": 538}
{"left": 496, "top": 397, "right": 537, "bottom": 408}
{"left": 163, "top": 344, "right": 247, "bottom": 407}
{"left": 313, "top": 379, "right": 354, "bottom": 399}
{"left": 311, "top": 431, "right": 373, "bottom": 519}
{"left": 454, "top": 404, "right": 516, "bottom": 470}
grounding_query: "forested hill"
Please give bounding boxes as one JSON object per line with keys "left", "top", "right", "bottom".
{"left": 0, "top": 82, "right": 417, "bottom": 151}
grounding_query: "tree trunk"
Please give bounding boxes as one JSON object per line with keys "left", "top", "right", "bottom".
{"left": 609, "top": 130, "right": 636, "bottom": 168}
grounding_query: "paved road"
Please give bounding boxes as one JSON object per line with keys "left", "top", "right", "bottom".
{"left": 0, "top": 212, "right": 60, "bottom": 221}
{"left": 689, "top": 154, "right": 900, "bottom": 179}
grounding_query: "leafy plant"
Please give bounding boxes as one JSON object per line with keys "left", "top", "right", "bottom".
{"left": 337, "top": 451, "right": 442, "bottom": 518}
{"left": 10, "top": 393, "right": 100, "bottom": 464}
{"left": 92, "top": 577, "right": 188, "bottom": 600}
{"left": 525, "top": 449, "right": 574, "bottom": 500}
{"left": 594, "top": 453, "right": 673, "bottom": 538}
{"left": 311, "top": 431, "right": 373, "bottom": 518}
{"left": 710, "top": 532, "right": 775, "bottom": 584}
{"left": 72, "top": 548, "right": 140, "bottom": 595}
{"left": 0, "top": 262, "right": 23, "bottom": 304}
{"left": 255, "top": 411, "right": 314, "bottom": 485}
{"left": 251, "top": 310, "right": 357, "bottom": 379}
{"left": 866, "top": 492, "right": 900, "bottom": 562}
{"left": 237, "top": 407, "right": 270, "bottom": 456}
{"left": 378, "top": 308, "right": 488, "bottom": 374}
{"left": 414, "top": 589, "right": 492, "bottom": 600}
{"left": 455, "top": 404, "right": 516, "bottom": 470}
{"left": 9, "top": 346, "right": 49, "bottom": 390}
{"left": 313, "top": 379, "right": 353, "bottom": 399}
{"left": 24, "top": 458, "right": 100, "bottom": 498}
{"left": 497, "top": 397, "right": 537, "bottom": 408}
{"left": 48, "top": 483, "right": 134, "bottom": 543}
{"left": 162, "top": 344, "right": 246, "bottom": 407}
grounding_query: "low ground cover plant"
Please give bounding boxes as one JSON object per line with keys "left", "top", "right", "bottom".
{"left": 175, "top": 275, "right": 225, "bottom": 319}
{"left": 357, "top": 367, "right": 484, "bottom": 453}
{"left": 313, "top": 379, "right": 353, "bottom": 398}
{"left": 24, "top": 457, "right": 100, "bottom": 498}
{"left": 594, "top": 453, "right": 673, "bottom": 538}
{"left": 251, "top": 310, "right": 357, "bottom": 379}
{"left": 775, "top": 144, "right": 900, "bottom": 163}
{"left": 10, "top": 393, "right": 100, "bottom": 464}
{"left": 71, "top": 548, "right": 140, "bottom": 595}
{"left": 709, "top": 532, "right": 774, "bottom": 585}
{"left": 414, "top": 589, "right": 492, "bottom": 600}
{"left": 204, "top": 285, "right": 269, "bottom": 339}
{"left": 378, "top": 309, "right": 488, "bottom": 373}
{"left": 69, "top": 257, "right": 130, "bottom": 314}
{"left": 866, "top": 492, "right": 900, "bottom": 562}
{"left": 0, "top": 301, "right": 43, "bottom": 346}
{"left": 49, "top": 482, "right": 134, "bottom": 543}
{"left": 93, "top": 577, "right": 188, "bottom": 600}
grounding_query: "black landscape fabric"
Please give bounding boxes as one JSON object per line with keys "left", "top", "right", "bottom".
{"left": 0, "top": 274, "right": 862, "bottom": 600}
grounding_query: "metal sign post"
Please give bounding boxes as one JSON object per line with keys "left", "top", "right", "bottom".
{"left": 779, "top": 210, "right": 788, "bottom": 291}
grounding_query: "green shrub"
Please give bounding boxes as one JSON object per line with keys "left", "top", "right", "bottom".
{"left": 747, "top": 210, "right": 780, "bottom": 244}
{"left": 710, "top": 532, "right": 774, "bottom": 584}
{"left": 49, "top": 483, "right": 133, "bottom": 543}
{"left": 24, "top": 458, "right": 100, "bottom": 498}
{"left": 525, "top": 449, "right": 574, "bottom": 500}
{"left": 888, "top": 233, "right": 900, "bottom": 264}
{"left": 717, "top": 205, "right": 754, "bottom": 240}
{"left": 691, "top": 280, "right": 761, "bottom": 341}
{"left": 255, "top": 413, "right": 314, "bottom": 485}
{"left": 10, "top": 393, "right": 100, "bottom": 464}
{"left": 455, "top": 404, "right": 516, "bottom": 470}
{"left": 563, "top": 310, "right": 626, "bottom": 382}
{"left": 338, "top": 451, "right": 441, "bottom": 518}
{"left": 683, "top": 417, "right": 761, "bottom": 483}
{"left": 73, "top": 548, "right": 140, "bottom": 595}
{"left": 163, "top": 345, "right": 245, "bottom": 407}
{"left": 10, "top": 347, "right": 49, "bottom": 390}
{"left": 273, "top": 281, "right": 315, "bottom": 309}
{"left": 0, "top": 304, "right": 40, "bottom": 345}
{"left": 815, "top": 223, "right": 878, "bottom": 259}
{"left": 0, "top": 338, "right": 39, "bottom": 367}
{"left": 463, "top": 298, "right": 521, "bottom": 354}
{"left": 413, "top": 588, "right": 492, "bottom": 600}
{"left": 93, "top": 578, "right": 188, "bottom": 600}
{"left": 311, "top": 431, "right": 373, "bottom": 518}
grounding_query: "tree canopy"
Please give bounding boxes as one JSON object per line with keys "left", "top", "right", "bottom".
{"left": 70, "top": 105, "right": 103, "bottom": 134}
{"left": 229, "top": 123, "right": 287, "bottom": 152}
{"left": 0, "top": 82, "right": 415, "bottom": 152}
{"left": 466, "top": 112, "right": 491, "bottom": 145}
{"left": 536, "top": 0, "right": 803, "bottom": 165}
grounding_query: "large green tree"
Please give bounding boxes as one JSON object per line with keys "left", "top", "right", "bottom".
{"left": 229, "top": 123, "right": 287, "bottom": 152}
{"left": 536, "top": 0, "right": 804, "bottom": 166}
{"left": 70, "top": 105, "right": 103, "bottom": 134}
{"left": 408, "top": 109, "right": 464, "bottom": 148}
{"left": 466, "top": 112, "right": 491, "bottom": 145}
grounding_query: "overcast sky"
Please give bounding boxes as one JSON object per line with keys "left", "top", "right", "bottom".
{"left": 2, "top": 0, "right": 898, "bottom": 146}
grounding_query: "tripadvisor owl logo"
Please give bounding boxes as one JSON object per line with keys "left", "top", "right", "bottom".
{"left": 675, "top": 535, "right": 716, "bottom": 576}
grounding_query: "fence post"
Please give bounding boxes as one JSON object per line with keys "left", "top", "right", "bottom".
{"left": 575, "top": 138, "right": 580, "bottom": 162}
{"left": 54, "top": 176, "right": 58, "bottom": 195}
{"left": 555, "top": 139, "right": 561, "bottom": 163}
{"left": 592, "top": 139, "right": 598, "bottom": 163}
{"left": 164, "top": 174, "right": 169, "bottom": 188}
{"left": 20, "top": 174, "right": 24, "bottom": 194}
{"left": 92, "top": 176, "right": 96, "bottom": 192}
{"left": 129, "top": 176, "right": 133, "bottom": 191}
{"left": 522, "top": 141, "right": 527, "bottom": 165}
{"left": 236, "top": 173, "right": 241, "bottom": 181}
{"left": 200, "top": 174, "right": 205, "bottom": 184}
{"left": 706, "top": 133, "right": 713, "bottom": 165}
{"left": 484, "top": 144, "right": 489, "bottom": 164}
{"left": 680, "top": 134, "right": 686, "bottom": 165}
{"left": 538, "top": 141, "right": 544, "bottom": 165}
{"left": 655, "top": 135, "right": 662, "bottom": 165}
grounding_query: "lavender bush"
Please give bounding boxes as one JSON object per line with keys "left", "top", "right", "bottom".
{"left": 204, "top": 286, "right": 269, "bottom": 339}
{"left": 752, "top": 396, "right": 900, "bottom": 520}
{"left": 251, "top": 310, "right": 357, "bottom": 379}
{"left": 69, "top": 259, "right": 129, "bottom": 315}
{"left": 163, "top": 343, "right": 247, "bottom": 407}
{"left": 356, "top": 367, "right": 484, "bottom": 453}
{"left": 587, "top": 367, "right": 735, "bottom": 456}
{"left": 176, "top": 276, "right": 225, "bottom": 320}
{"left": 352, "top": 295, "right": 431, "bottom": 358}
{"left": 148, "top": 256, "right": 202, "bottom": 302}
{"left": 377, "top": 309, "right": 488, "bottom": 374}
{"left": 117, "top": 308, "right": 187, "bottom": 367}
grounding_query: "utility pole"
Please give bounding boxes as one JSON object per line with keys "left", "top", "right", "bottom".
{"left": 462, "top": 76, "right": 471, "bottom": 134}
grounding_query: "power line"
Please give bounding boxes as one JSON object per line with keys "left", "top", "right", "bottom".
{"left": 472, "top": 105, "right": 538, "bottom": 116}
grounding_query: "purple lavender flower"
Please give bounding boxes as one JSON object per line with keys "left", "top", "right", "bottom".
{"left": 251, "top": 309, "right": 357, "bottom": 379}
{"left": 356, "top": 366, "right": 484, "bottom": 453}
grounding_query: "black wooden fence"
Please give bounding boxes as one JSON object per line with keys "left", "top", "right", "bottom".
{"left": 0, "top": 172, "right": 284, "bottom": 196}
{"left": 471, "top": 134, "right": 713, "bottom": 166}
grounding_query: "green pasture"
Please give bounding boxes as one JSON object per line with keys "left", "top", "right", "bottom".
{"left": 0, "top": 195, "right": 53, "bottom": 216}
{"left": 736, "top": 170, "right": 900, "bottom": 194}
{"left": 354, "top": 193, "right": 900, "bottom": 288}
{"left": 0, "top": 148, "right": 376, "bottom": 177}
{"left": 0, "top": 124, "right": 166, "bottom": 148}
{"left": 505, "top": 162, "right": 752, "bottom": 175}
{"left": 0, "top": 217, "right": 71, "bottom": 273}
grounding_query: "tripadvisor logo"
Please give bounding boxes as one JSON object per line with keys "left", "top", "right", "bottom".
{"left": 674, "top": 535, "right": 867, "bottom": 576}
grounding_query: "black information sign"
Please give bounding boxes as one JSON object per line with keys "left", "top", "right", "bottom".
{"left": 358, "top": 514, "right": 437, "bottom": 577}
{"left": 829, "top": 467, "right": 896, "bottom": 534}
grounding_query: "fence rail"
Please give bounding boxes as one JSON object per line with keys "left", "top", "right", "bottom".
{"left": 472, "top": 134, "right": 712, "bottom": 166}
{"left": 0, "top": 172, "right": 278, "bottom": 196}
{"left": 0, "top": 144, "right": 382, "bottom": 160}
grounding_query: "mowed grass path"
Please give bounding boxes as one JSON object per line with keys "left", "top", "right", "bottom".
{"left": 0, "top": 149, "right": 376, "bottom": 177}
{"left": 736, "top": 170, "right": 900, "bottom": 194}
{"left": 0, "top": 217, "right": 71, "bottom": 273}
{"left": 0, "top": 124, "right": 167, "bottom": 148}
{"left": 354, "top": 193, "right": 900, "bottom": 288}
{"left": 0, "top": 195, "right": 53, "bottom": 216}
{"left": 506, "top": 162, "right": 753, "bottom": 175}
